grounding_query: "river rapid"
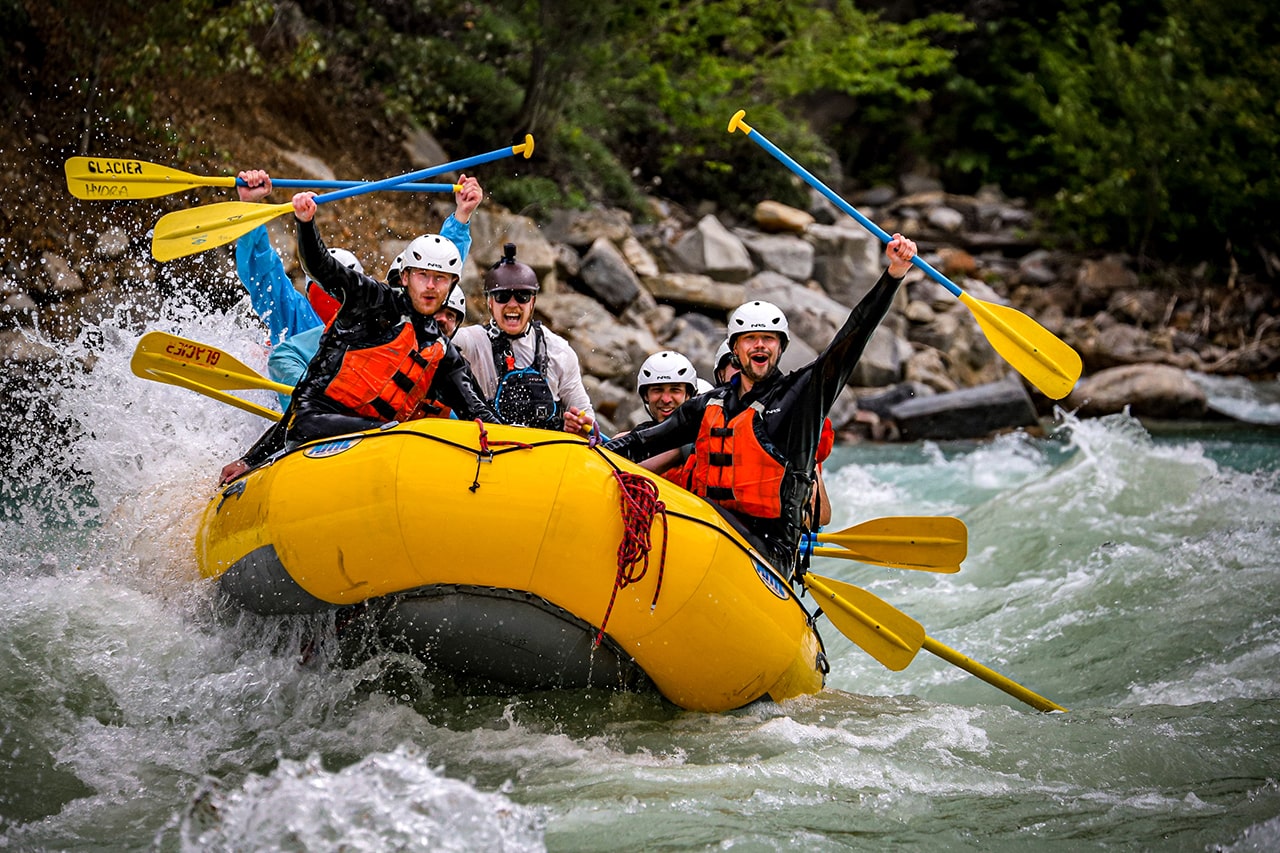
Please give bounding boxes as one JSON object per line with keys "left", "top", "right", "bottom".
{"left": 1, "top": 298, "right": 1278, "bottom": 852}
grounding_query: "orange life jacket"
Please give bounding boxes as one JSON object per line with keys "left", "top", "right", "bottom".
{"left": 662, "top": 455, "right": 695, "bottom": 488}
{"left": 688, "top": 398, "right": 788, "bottom": 518}
{"left": 323, "top": 323, "right": 445, "bottom": 422}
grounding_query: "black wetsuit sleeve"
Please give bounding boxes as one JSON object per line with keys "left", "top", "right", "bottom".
{"left": 770, "top": 267, "right": 905, "bottom": 459}
{"left": 296, "top": 218, "right": 381, "bottom": 309}
{"left": 811, "top": 268, "right": 903, "bottom": 411}
{"left": 604, "top": 394, "right": 708, "bottom": 462}
{"left": 240, "top": 417, "right": 288, "bottom": 469}
{"left": 432, "top": 338, "right": 504, "bottom": 423}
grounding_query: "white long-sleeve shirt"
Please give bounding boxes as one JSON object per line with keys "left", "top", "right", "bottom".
{"left": 453, "top": 322, "right": 594, "bottom": 418}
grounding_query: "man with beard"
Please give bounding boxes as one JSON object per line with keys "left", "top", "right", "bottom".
{"left": 218, "top": 194, "right": 499, "bottom": 485}
{"left": 605, "top": 233, "right": 918, "bottom": 576}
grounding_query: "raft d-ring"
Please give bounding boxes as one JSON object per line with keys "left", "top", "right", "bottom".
{"left": 216, "top": 479, "right": 247, "bottom": 512}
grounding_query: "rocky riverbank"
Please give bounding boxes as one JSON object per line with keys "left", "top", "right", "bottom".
{"left": 4, "top": 134, "right": 1279, "bottom": 443}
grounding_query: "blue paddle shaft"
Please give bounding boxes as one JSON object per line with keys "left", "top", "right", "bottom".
{"left": 310, "top": 143, "right": 527, "bottom": 206}
{"left": 236, "top": 178, "right": 456, "bottom": 193}
{"left": 743, "top": 127, "right": 962, "bottom": 299}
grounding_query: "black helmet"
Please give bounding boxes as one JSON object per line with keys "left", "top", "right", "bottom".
{"left": 483, "top": 242, "right": 539, "bottom": 292}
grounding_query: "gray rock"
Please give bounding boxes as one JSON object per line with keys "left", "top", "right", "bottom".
{"left": 900, "top": 173, "right": 944, "bottom": 195}
{"left": 804, "top": 222, "right": 882, "bottom": 305}
{"left": 1066, "top": 364, "right": 1208, "bottom": 419}
{"left": 855, "top": 186, "right": 897, "bottom": 207}
{"left": 671, "top": 215, "right": 754, "bottom": 282}
{"left": 620, "top": 235, "right": 659, "bottom": 278}
{"left": 927, "top": 206, "right": 966, "bottom": 233}
{"left": 542, "top": 208, "right": 633, "bottom": 248}
{"left": 888, "top": 375, "right": 1039, "bottom": 439}
{"left": 553, "top": 242, "right": 581, "bottom": 279}
{"left": 280, "top": 150, "right": 337, "bottom": 182}
{"left": 1, "top": 292, "right": 38, "bottom": 327}
{"left": 734, "top": 229, "right": 815, "bottom": 282}
{"left": 850, "top": 326, "right": 909, "bottom": 388}
{"left": 466, "top": 210, "right": 558, "bottom": 274}
{"left": 401, "top": 128, "right": 449, "bottom": 172}
{"left": 641, "top": 272, "right": 742, "bottom": 313}
{"left": 579, "top": 237, "right": 641, "bottom": 314}
{"left": 904, "top": 346, "right": 959, "bottom": 393}
{"left": 854, "top": 382, "right": 936, "bottom": 419}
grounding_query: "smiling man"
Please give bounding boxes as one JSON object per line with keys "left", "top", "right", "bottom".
{"left": 452, "top": 243, "right": 594, "bottom": 435}
{"left": 218, "top": 195, "right": 501, "bottom": 484}
{"left": 605, "top": 234, "right": 918, "bottom": 576}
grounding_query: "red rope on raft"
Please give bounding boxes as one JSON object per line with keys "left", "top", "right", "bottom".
{"left": 470, "top": 419, "right": 533, "bottom": 491}
{"left": 594, "top": 470, "right": 668, "bottom": 647}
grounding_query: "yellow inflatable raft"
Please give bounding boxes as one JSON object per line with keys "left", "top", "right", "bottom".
{"left": 197, "top": 417, "right": 827, "bottom": 712}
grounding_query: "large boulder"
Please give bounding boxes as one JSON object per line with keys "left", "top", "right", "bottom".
{"left": 734, "top": 229, "right": 815, "bottom": 283}
{"left": 804, "top": 221, "right": 883, "bottom": 306}
{"left": 887, "top": 375, "right": 1040, "bottom": 440}
{"left": 578, "top": 237, "right": 641, "bottom": 314}
{"left": 641, "top": 272, "right": 743, "bottom": 313}
{"left": 1066, "top": 364, "right": 1208, "bottom": 419}
{"left": 670, "top": 215, "right": 754, "bottom": 283}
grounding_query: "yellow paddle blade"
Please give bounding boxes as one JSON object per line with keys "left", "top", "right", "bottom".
{"left": 64, "top": 156, "right": 232, "bottom": 200}
{"left": 131, "top": 366, "right": 281, "bottom": 422}
{"left": 960, "top": 293, "right": 1082, "bottom": 400}
{"left": 803, "top": 573, "right": 924, "bottom": 671}
{"left": 151, "top": 200, "right": 294, "bottom": 261}
{"left": 811, "top": 547, "right": 961, "bottom": 573}
{"left": 816, "top": 516, "right": 966, "bottom": 571}
{"left": 131, "top": 331, "right": 293, "bottom": 395}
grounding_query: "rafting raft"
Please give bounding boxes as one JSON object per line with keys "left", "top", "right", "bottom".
{"left": 197, "top": 417, "right": 828, "bottom": 712}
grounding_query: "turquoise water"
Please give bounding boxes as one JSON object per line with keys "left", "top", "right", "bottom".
{"left": 2, "top": 304, "right": 1278, "bottom": 851}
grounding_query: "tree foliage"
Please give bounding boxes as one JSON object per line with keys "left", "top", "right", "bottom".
{"left": 26, "top": 0, "right": 1280, "bottom": 270}
{"left": 336, "top": 0, "right": 966, "bottom": 215}
{"left": 1002, "top": 0, "right": 1280, "bottom": 265}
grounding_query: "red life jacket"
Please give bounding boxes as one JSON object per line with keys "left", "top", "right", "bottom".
{"left": 816, "top": 417, "right": 835, "bottom": 464}
{"left": 307, "top": 281, "right": 342, "bottom": 328}
{"left": 688, "top": 398, "right": 788, "bottom": 518}
{"left": 323, "top": 323, "right": 445, "bottom": 422}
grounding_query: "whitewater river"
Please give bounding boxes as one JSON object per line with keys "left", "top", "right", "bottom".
{"left": 2, "top": 303, "right": 1278, "bottom": 851}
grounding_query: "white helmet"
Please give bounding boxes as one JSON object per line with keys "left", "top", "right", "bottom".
{"left": 695, "top": 378, "right": 713, "bottom": 394}
{"left": 714, "top": 338, "right": 732, "bottom": 372}
{"left": 444, "top": 284, "right": 467, "bottom": 322}
{"left": 327, "top": 247, "right": 364, "bottom": 274}
{"left": 306, "top": 246, "right": 364, "bottom": 287}
{"left": 727, "top": 300, "right": 789, "bottom": 350}
{"left": 636, "top": 350, "right": 698, "bottom": 398}
{"left": 401, "top": 234, "right": 462, "bottom": 278}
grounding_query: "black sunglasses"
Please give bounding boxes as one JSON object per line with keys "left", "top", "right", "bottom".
{"left": 489, "top": 289, "right": 534, "bottom": 304}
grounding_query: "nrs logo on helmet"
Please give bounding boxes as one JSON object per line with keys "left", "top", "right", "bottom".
{"left": 727, "top": 301, "right": 789, "bottom": 351}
